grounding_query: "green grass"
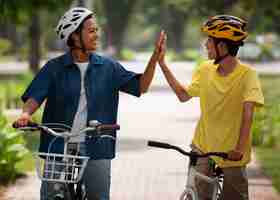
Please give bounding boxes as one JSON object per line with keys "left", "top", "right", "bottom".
{"left": 254, "top": 75, "right": 280, "bottom": 193}
{"left": 255, "top": 147, "right": 280, "bottom": 192}
{"left": 0, "top": 55, "right": 14, "bottom": 63}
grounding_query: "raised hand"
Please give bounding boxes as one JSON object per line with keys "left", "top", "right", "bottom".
{"left": 140, "top": 30, "right": 167, "bottom": 94}
{"left": 158, "top": 31, "right": 167, "bottom": 67}
{"left": 153, "top": 30, "right": 166, "bottom": 61}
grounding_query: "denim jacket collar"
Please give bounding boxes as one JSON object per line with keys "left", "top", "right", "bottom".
{"left": 63, "top": 51, "right": 104, "bottom": 67}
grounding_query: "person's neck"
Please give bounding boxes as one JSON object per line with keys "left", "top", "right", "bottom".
{"left": 217, "top": 56, "right": 238, "bottom": 76}
{"left": 71, "top": 49, "right": 90, "bottom": 63}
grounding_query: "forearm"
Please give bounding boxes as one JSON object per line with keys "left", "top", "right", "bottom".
{"left": 140, "top": 53, "right": 158, "bottom": 94}
{"left": 22, "top": 98, "right": 40, "bottom": 115}
{"left": 236, "top": 102, "right": 255, "bottom": 152}
{"left": 160, "top": 63, "right": 191, "bottom": 102}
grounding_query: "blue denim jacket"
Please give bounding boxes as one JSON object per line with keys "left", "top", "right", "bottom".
{"left": 22, "top": 52, "right": 141, "bottom": 159}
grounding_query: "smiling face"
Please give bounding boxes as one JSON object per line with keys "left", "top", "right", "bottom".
{"left": 71, "top": 17, "right": 99, "bottom": 51}
{"left": 81, "top": 17, "right": 99, "bottom": 51}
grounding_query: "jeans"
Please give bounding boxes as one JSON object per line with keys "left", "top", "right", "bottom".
{"left": 40, "top": 143, "right": 111, "bottom": 200}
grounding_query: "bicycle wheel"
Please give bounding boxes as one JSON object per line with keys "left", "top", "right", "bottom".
{"left": 180, "top": 187, "right": 198, "bottom": 200}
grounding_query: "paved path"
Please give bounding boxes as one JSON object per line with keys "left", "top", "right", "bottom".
{"left": 3, "top": 61, "right": 280, "bottom": 200}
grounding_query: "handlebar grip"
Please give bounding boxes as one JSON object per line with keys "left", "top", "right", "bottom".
{"left": 12, "top": 121, "right": 38, "bottom": 129}
{"left": 217, "top": 152, "right": 228, "bottom": 159}
{"left": 207, "top": 152, "right": 228, "bottom": 159}
{"left": 148, "top": 141, "right": 173, "bottom": 149}
{"left": 97, "top": 124, "right": 120, "bottom": 131}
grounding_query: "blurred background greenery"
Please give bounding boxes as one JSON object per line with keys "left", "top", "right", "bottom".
{"left": 0, "top": 0, "right": 280, "bottom": 191}
{"left": 1, "top": 0, "right": 280, "bottom": 72}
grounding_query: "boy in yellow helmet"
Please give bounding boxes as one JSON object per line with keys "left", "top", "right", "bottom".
{"left": 157, "top": 15, "right": 264, "bottom": 200}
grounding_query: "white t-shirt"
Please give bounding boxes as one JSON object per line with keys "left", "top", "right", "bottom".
{"left": 70, "top": 62, "right": 88, "bottom": 142}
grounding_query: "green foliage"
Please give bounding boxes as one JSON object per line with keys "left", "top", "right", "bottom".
{"left": 120, "top": 48, "right": 136, "bottom": 61}
{"left": 252, "top": 75, "right": 280, "bottom": 147}
{"left": 256, "top": 147, "right": 280, "bottom": 193}
{"left": 0, "top": 73, "right": 33, "bottom": 110}
{"left": 0, "top": 114, "right": 28, "bottom": 184}
{"left": 0, "top": 73, "right": 41, "bottom": 175}
{"left": 0, "top": 38, "right": 11, "bottom": 56}
{"left": 179, "top": 49, "right": 201, "bottom": 61}
{"left": 0, "top": 0, "right": 74, "bottom": 23}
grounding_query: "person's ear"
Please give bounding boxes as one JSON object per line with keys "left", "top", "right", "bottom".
{"left": 218, "top": 42, "right": 228, "bottom": 54}
{"left": 71, "top": 32, "right": 80, "bottom": 45}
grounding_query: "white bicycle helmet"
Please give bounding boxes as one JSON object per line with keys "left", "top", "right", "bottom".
{"left": 56, "top": 7, "right": 93, "bottom": 44}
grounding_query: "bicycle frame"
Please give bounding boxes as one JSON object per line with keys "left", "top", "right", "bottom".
{"left": 147, "top": 140, "right": 227, "bottom": 200}
{"left": 180, "top": 164, "right": 222, "bottom": 200}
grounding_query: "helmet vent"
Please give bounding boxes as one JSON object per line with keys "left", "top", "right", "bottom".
{"left": 71, "top": 16, "right": 81, "bottom": 22}
{"left": 228, "top": 23, "right": 240, "bottom": 29}
{"left": 58, "top": 24, "right": 63, "bottom": 31}
{"left": 233, "top": 31, "right": 243, "bottom": 36}
{"left": 208, "top": 25, "right": 218, "bottom": 31}
{"left": 219, "top": 27, "right": 230, "bottom": 31}
{"left": 73, "top": 9, "right": 86, "bottom": 13}
{"left": 63, "top": 24, "right": 72, "bottom": 30}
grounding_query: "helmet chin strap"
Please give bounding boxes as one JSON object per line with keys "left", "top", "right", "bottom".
{"left": 214, "top": 54, "right": 229, "bottom": 64}
{"left": 213, "top": 40, "right": 229, "bottom": 64}
{"left": 79, "top": 31, "right": 88, "bottom": 54}
{"left": 70, "top": 32, "right": 89, "bottom": 58}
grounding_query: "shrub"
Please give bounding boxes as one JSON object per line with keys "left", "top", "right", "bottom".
{"left": 120, "top": 48, "right": 135, "bottom": 61}
{"left": 0, "top": 114, "right": 28, "bottom": 184}
{"left": 0, "top": 38, "right": 11, "bottom": 56}
{"left": 180, "top": 49, "right": 201, "bottom": 61}
{"left": 252, "top": 75, "right": 280, "bottom": 148}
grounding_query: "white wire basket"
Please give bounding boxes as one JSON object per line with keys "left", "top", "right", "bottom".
{"left": 35, "top": 152, "right": 89, "bottom": 183}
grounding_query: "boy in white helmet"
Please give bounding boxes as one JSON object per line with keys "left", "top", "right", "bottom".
{"left": 15, "top": 7, "right": 165, "bottom": 200}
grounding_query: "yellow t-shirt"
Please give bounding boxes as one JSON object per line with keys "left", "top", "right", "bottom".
{"left": 187, "top": 60, "right": 264, "bottom": 168}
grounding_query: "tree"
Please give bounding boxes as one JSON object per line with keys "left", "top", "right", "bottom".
{"left": 0, "top": 0, "right": 73, "bottom": 74}
{"left": 100, "top": 0, "right": 139, "bottom": 58}
{"left": 162, "top": 1, "right": 192, "bottom": 53}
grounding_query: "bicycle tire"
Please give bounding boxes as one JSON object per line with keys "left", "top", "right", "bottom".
{"left": 180, "top": 187, "right": 198, "bottom": 200}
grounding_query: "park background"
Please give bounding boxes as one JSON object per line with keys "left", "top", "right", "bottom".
{"left": 0, "top": 0, "right": 280, "bottom": 199}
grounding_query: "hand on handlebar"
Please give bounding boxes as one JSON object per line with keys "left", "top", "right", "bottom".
{"left": 227, "top": 150, "right": 243, "bottom": 161}
{"left": 13, "top": 112, "right": 34, "bottom": 128}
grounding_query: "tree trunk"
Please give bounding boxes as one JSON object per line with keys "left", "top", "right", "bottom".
{"left": 102, "top": 0, "right": 138, "bottom": 58}
{"left": 0, "top": 22, "right": 19, "bottom": 54}
{"left": 160, "top": 4, "right": 187, "bottom": 54}
{"left": 168, "top": 5, "right": 187, "bottom": 53}
{"left": 29, "top": 10, "right": 41, "bottom": 74}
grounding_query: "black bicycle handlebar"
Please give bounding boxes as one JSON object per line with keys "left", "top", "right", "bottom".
{"left": 148, "top": 141, "right": 173, "bottom": 149}
{"left": 148, "top": 140, "right": 228, "bottom": 159}
{"left": 13, "top": 121, "right": 120, "bottom": 138}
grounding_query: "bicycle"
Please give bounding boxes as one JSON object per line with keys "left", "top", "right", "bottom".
{"left": 147, "top": 140, "right": 228, "bottom": 200}
{"left": 13, "top": 120, "right": 120, "bottom": 200}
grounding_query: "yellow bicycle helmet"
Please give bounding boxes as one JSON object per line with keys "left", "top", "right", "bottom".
{"left": 202, "top": 15, "right": 248, "bottom": 42}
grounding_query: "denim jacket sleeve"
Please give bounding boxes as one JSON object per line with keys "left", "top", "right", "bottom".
{"left": 22, "top": 61, "right": 54, "bottom": 105}
{"left": 113, "top": 61, "right": 141, "bottom": 97}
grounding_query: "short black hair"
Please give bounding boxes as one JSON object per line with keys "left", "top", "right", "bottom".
{"left": 67, "top": 15, "right": 93, "bottom": 47}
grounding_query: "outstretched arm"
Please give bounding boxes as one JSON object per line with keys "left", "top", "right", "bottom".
{"left": 158, "top": 33, "right": 192, "bottom": 102}
{"left": 140, "top": 31, "right": 165, "bottom": 94}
